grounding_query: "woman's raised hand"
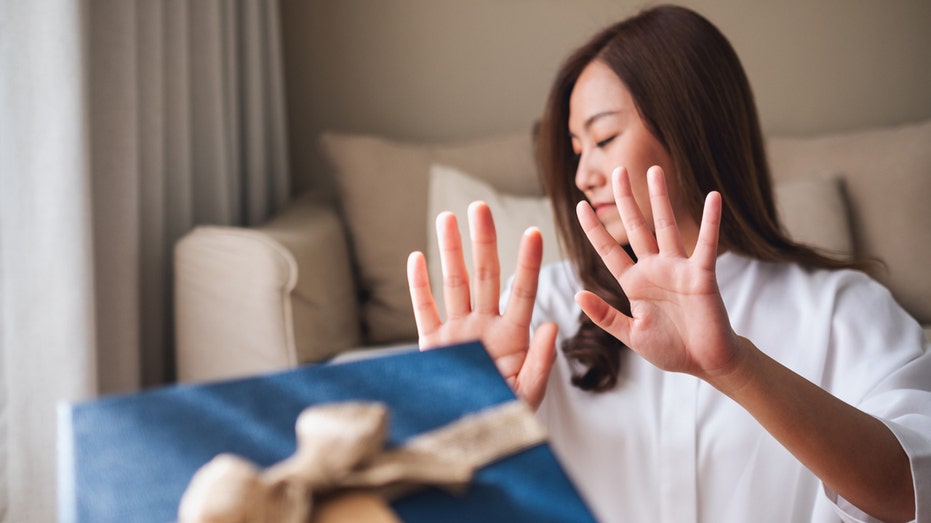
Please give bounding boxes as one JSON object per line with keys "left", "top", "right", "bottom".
{"left": 575, "top": 166, "right": 743, "bottom": 382}
{"left": 407, "top": 201, "right": 557, "bottom": 409}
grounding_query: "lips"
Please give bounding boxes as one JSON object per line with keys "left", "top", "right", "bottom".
{"left": 592, "top": 202, "right": 617, "bottom": 216}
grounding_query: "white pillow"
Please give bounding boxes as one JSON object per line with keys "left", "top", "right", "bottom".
{"left": 426, "top": 164, "right": 563, "bottom": 319}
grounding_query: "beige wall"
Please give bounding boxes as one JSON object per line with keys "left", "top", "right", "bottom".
{"left": 280, "top": 0, "right": 931, "bottom": 194}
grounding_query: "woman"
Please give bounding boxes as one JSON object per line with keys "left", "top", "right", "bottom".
{"left": 406, "top": 5, "right": 929, "bottom": 522}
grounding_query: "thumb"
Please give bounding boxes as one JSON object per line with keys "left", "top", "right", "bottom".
{"left": 576, "top": 290, "right": 632, "bottom": 347}
{"left": 518, "top": 322, "right": 558, "bottom": 410}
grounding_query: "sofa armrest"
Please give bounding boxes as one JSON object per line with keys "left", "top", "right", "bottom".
{"left": 174, "top": 194, "right": 361, "bottom": 383}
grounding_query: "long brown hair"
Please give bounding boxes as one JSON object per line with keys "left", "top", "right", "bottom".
{"left": 538, "top": 5, "right": 877, "bottom": 392}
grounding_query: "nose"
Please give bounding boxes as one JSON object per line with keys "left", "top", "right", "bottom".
{"left": 575, "top": 152, "right": 607, "bottom": 193}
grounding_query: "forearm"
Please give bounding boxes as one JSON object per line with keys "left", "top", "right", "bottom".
{"left": 710, "top": 337, "right": 915, "bottom": 523}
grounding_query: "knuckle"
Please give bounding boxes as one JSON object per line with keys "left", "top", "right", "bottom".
{"left": 413, "top": 301, "right": 434, "bottom": 314}
{"left": 594, "top": 237, "right": 617, "bottom": 254}
{"left": 472, "top": 266, "right": 499, "bottom": 282}
{"left": 654, "top": 216, "right": 676, "bottom": 230}
{"left": 510, "top": 284, "right": 537, "bottom": 301}
{"left": 443, "top": 274, "right": 469, "bottom": 288}
{"left": 625, "top": 216, "right": 648, "bottom": 231}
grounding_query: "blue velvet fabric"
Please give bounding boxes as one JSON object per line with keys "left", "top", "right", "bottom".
{"left": 58, "top": 341, "right": 595, "bottom": 523}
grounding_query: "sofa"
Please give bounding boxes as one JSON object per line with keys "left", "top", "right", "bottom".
{"left": 174, "top": 118, "right": 931, "bottom": 383}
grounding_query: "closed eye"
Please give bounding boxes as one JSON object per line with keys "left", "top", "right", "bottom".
{"left": 597, "top": 135, "right": 617, "bottom": 148}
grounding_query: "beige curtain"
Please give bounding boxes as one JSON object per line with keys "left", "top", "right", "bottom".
{"left": 0, "top": 0, "right": 289, "bottom": 521}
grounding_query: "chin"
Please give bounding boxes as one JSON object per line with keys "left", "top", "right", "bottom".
{"left": 605, "top": 228, "right": 628, "bottom": 246}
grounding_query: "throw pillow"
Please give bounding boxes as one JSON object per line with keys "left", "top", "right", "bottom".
{"left": 319, "top": 131, "right": 541, "bottom": 344}
{"left": 774, "top": 174, "right": 853, "bottom": 255}
{"left": 768, "top": 118, "right": 931, "bottom": 324}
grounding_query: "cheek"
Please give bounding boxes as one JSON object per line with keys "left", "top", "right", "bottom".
{"left": 611, "top": 135, "right": 656, "bottom": 173}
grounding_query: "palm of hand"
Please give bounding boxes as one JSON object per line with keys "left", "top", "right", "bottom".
{"left": 407, "top": 202, "right": 557, "bottom": 409}
{"left": 576, "top": 166, "right": 740, "bottom": 382}
{"left": 419, "top": 309, "right": 531, "bottom": 388}
{"left": 618, "top": 255, "right": 736, "bottom": 378}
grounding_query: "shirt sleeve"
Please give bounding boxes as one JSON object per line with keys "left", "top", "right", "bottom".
{"left": 822, "top": 271, "right": 931, "bottom": 522}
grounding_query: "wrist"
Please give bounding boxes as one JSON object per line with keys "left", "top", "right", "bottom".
{"left": 704, "top": 335, "right": 762, "bottom": 398}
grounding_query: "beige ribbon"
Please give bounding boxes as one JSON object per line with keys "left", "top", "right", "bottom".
{"left": 177, "top": 400, "right": 547, "bottom": 523}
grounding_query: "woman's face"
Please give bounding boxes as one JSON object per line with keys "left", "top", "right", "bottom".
{"left": 568, "top": 60, "right": 690, "bottom": 247}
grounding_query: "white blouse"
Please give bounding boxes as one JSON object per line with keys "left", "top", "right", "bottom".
{"left": 505, "top": 252, "right": 931, "bottom": 523}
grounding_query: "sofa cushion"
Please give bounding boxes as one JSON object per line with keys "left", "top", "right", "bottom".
{"left": 320, "top": 131, "right": 541, "bottom": 344}
{"left": 767, "top": 118, "right": 931, "bottom": 324}
{"left": 175, "top": 226, "right": 302, "bottom": 382}
{"left": 258, "top": 197, "right": 362, "bottom": 360}
{"left": 174, "top": 196, "right": 361, "bottom": 382}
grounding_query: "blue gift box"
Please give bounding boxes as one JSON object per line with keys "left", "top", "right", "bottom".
{"left": 58, "top": 341, "right": 596, "bottom": 522}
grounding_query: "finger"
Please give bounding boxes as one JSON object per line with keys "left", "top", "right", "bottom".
{"left": 647, "top": 166, "right": 686, "bottom": 257}
{"left": 576, "top": 200, "right": 635, "bottom": 277}
{"left": 692, "top": 191, "right": 722, "bottom": 271}
{"left": 612, "top": 167, "right": 658, "bottom": 256}
{"left": 407, "top": 251, "right": 442, "bottom": 344}
{"left": 468, "top": 201, "right": 501, "bottom": 314}
{"left": 575, "top": 290, "right": 632, "bottom": 347}
{"left": 436, "top": 211, "right": 471, "bottom": 319}
{"left": 517, "top": 322, "right": 558, "bottom": 410}
{"left": 502, "top": 227, "right": 543, "bottom": 330}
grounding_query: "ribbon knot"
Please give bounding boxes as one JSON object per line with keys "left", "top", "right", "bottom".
{"left": 178, "top": 400, "right": 546, "bottom": 523}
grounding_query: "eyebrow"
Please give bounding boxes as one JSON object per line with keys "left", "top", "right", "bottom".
{"left": 568, "top": 110, "right": 622, "bottom": 138}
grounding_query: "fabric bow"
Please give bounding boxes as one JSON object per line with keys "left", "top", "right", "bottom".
{"left": 177, "top": 400, "right": 546, "bottom": 523}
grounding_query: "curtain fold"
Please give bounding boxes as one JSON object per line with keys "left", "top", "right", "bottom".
{"left": 0, "top": 0, "right": 289, "bottom": 520}
{"left": 1, "top": 2, "right": 98, "bottom": 521}
{"left": 90, "top": 0, "right": 291, "bottom": 389}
